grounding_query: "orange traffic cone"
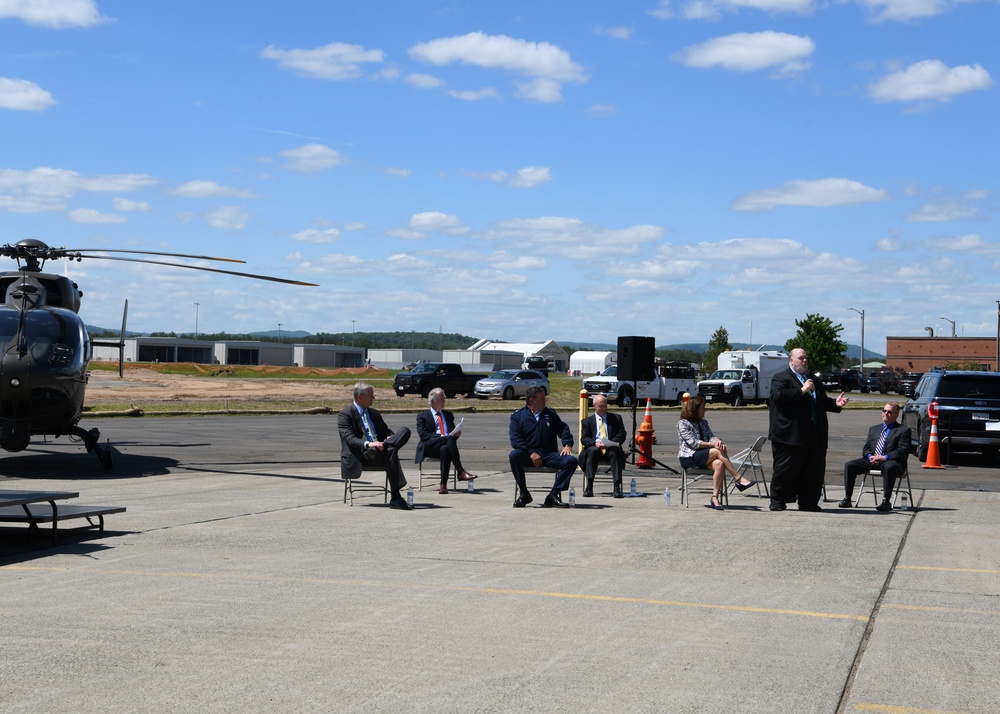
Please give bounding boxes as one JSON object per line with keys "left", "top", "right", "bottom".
{"left": 923, "top": 414, "right": 945, "bottom": 469}
{"left": 636, "top": 398, "right": 656, "bottom": 468}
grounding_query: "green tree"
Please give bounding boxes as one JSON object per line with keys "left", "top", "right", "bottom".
{"left": 703, "top": 326, "right": 731, "bottom": 374}
{"left": 783, "top": 313, "right": 846, "bottom": 375}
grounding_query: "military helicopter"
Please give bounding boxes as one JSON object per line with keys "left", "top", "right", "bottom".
{"left": 0, "top": 238, "right": 317, "bottom": 469}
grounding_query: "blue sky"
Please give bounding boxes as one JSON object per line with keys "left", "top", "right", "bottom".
{"left": 0, "top": 0, "right": 997, "bottom": 353}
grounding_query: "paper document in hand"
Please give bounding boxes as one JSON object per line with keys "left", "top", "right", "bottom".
{"left": 452, "top": 418, "right": 464, "bottom": 436}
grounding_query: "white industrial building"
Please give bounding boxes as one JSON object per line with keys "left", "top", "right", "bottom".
{"left": 569, "top": 350, "right": 615, "bottom": 376}
{"left": 91, "top": 337, "right": 364, "bottom": 368}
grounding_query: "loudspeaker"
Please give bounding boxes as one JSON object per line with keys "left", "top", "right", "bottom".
{"left": 617, "top": 336, "right": 656, "bottom": 382}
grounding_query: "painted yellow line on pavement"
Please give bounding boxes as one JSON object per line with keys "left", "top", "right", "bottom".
{"left": 900, "top": 565, "right": 1000, "bottom": 575}
{"left": 855, "top": 702, "right": 970, "bottom": 713}
{"left": 0, "top": 564, "right": 866, "bottom": 621}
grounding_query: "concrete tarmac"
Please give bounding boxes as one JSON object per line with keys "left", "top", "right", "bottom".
{"left": 1, "top": 406, "right": 999, "bottom": 713}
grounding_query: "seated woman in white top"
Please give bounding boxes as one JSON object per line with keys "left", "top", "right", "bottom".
{"left": 677, "top": 396, "right": 755, "bottom": 510}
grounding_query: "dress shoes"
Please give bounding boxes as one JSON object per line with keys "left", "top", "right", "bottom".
{"left": 838, "top": 498, "right": 852, "bottom": 508}
{"left": 735, "top": 479, "right": 757, "bottom": 492}
{"left": 458, "top": 471, "right": 477, "bottom": 481}
{"left": 513, "top": 491, "right": 534, "bottom": 508}
{"left": 388, "top": 496, "right": 413, "bottom": 511}
{"left": 798, "top": 504, "right": 822, "bottom": 512}
{"left": 438, "top": 484, "right": 448, "bottom": 495}
{"left": 768, "top": 501, "right": 787, "bottom": 511}
{"left": 583, "top": 486, "right": 594, "bottom": 498}
{"left": 542, "top": 492, "right": 570, "bottom": 508}
{"left": 876, "top": 499, "right": 893, "bottom": 512}
{"left": 613, "top": 484, "right": 624, "bottom": 499}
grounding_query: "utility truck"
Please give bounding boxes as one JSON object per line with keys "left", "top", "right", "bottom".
{"left": 582, "top": 361, "right": 698, "bottom": 407}
{"left": 697, "top": 350, "right": 788, "bottom": 406}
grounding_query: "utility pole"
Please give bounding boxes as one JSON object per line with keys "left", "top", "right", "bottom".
{"left": 848, "top": 307, "right": 864, "bottom": 374}
{"left": 278, "top": 323, "right": 282, "bottom": 342}
{"left": 194, "top": 302, "right": 199, "bottom": 339}
{"left": 351, "top": 319, "right": 356, "bottom": 347}
{"left": 939, "top": 317, "right": 956, "bottom": 337}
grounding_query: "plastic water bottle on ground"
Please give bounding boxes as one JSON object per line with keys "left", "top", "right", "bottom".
{"left": 630, "top": 478, "right": 637, "bottom": 497}
{"left": 900, "top": 492, "right": 908, "bottom": 510}
{"left": 406, "top": 487, "right": 414, "bottom": 508}
{"left": 568, "top": 487, "right": 576, "bottom": 506}
{"left": 664, "top": 487, "right": 671, "bottom": 508}
{"left": 467, "top": 478, "right": 474, "bottom": 493}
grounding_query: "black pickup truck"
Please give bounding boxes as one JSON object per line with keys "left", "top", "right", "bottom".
{"left": 393, "top": 362, "right": 487, "bottom": 398}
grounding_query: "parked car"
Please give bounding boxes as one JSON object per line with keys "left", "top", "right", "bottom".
{"left": 897, "top": 372, "right": 923, "bottom": 396}
{"left": 818, "top": 369, "right": 863, "bottom": 393}
{"left": 393, "top": 362, "right": 487, "bottom": 398}
{"left": 859, "top": 374, "right": 879, "bottom": 393}
{"left": 474, "top": 369, "right": 550, "bottom": 400}
{"left": 902, "top": 369, "right": 1000, "bottom": 461}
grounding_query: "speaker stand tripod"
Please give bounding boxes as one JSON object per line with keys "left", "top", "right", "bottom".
{"left": 625, "top": 379, "right": 678, "bottom": 473}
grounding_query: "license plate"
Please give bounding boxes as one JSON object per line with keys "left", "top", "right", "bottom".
{"left": 972, "top": 413, "right": 989, "bottom": 420}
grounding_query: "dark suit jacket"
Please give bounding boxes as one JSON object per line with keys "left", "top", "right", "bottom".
{"left": 768, "top": 366, "right": 842, "bottom": 449}
{"left": 414, "top": 408, "right": 457, "bottom": 464}
{"left": 859, "top": 421, "right": 911, "bottom": 466}
{"left": 578, "top": 411, "right": 627, "bottom": 472}
{"left": 338, "top": 404, "right": 396, "bottom": 479}
{"left": 509, "top": 406, "right": 573, "bottom": 453}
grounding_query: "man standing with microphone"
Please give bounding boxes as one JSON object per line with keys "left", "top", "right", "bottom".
{"left": 767, "top": 348, "right": 849, "bottom": 512}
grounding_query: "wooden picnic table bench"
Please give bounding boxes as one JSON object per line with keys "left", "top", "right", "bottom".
{"left": 0, "top": 489, "right": 125, "bottom": 544}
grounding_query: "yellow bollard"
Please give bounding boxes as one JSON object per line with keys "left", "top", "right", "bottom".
{"left": 578, "top": 389, "right": 589, "bottom": 454}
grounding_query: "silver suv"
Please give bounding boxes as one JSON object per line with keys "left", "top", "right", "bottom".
{"left": 902, "top": 369, "right": 1000, "bottom": 461}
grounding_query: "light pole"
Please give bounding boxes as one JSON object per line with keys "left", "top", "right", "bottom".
{"left": 995, "top": 302, "right": 999, "bottom": 370}
{"left": 351, "top": 319, "right": 356, "bottom": 347}
{"left": 848, "top": 307, "right": 865, "bottom": 374}
{"left": 278, "top": 323, "right": 282, "bottom": 342}
{"left": 194, "top": 302, "right": 199, "bottom": 339}
{"left": 939, "top": 317, "right": 956, "bottom": 337}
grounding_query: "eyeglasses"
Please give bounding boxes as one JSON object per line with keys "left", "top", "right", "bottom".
{"left": 882, "top": 409, "right": 896, "bottom": 414}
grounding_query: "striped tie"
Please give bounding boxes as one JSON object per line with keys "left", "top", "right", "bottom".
{"left": 875, "top": 425, "right": 888, "bottom": 456}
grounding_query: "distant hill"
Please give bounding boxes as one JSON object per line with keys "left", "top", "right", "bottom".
{"left": 251, "top": 329, "right": 312, "bottom": 339}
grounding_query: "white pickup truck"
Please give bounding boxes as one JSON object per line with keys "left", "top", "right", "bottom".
{"left": 582, "top": 362, "right": 698, "bottom": 407}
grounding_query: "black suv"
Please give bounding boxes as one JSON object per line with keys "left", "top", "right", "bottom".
{"left": 902, "top": 369, "right": 1000, "bottom": 461}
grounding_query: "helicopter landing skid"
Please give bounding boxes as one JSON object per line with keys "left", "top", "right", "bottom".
{"left": 69, "top": 426, "right": 113, "bottom": 470}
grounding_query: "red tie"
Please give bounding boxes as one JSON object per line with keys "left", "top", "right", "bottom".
{"left": 436, "top": 411, "right": 447, "bottom": 436}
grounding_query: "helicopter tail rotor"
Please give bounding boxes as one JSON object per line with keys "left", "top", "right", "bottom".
{"left": 91, "top": 299, "right": 128, "bottom": 378}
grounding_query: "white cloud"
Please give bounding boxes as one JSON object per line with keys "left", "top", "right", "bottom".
{"left": 406, "top": 73, "right": 444, "bottom": 89}
{"left": 382, "top": 167, "right": 410, "bottom": 177}
{"left": 447, "top": 87, "right": 499, "bottom": 101}
{"left": 907, "top": 198, "right": 982, "bottom": 223}
{"left": 859, "top": 0, "right": 953, "bottom": 22}
{"left": 409, "top": 32, "right": 587, "bottom": 103}
{"left": 588, "top": 104, "right": 618, "bottom": 116}
{"left": 870, "top": 60, "right": 993, "bottom": 103}
{"left": 596, "top": 25, "right": 634, "bottom": 40}
{"left": 171, "top": 180, "right": 258, "bottom": 199}
{"left": 205, "top": 206, "right": 248, "bottom": 231}
{"left": 113, "top": 197, "right": 149, "bottom": 211}
{"left": 733, "top": 178, "right": 891, "bottom": 211}
{"left": 0, "top": 166, "right": 156, "bottom": 213}
{"left": 386, "top": 228, "right": 425, "bottom": 240}
{"left": 68, "top": 207, "right": 125, "bottom": 224}
{"left": 408, "top": 211, "right": 468, "bottom": 235}
{"left": 0, "top": 0, "right": 109, "bottom": 28}
{"left": 488, "top": 252, "right": 547, "bottom": 270}
{"left": 651, "top": 0, "right": 814, "bottom": 20}
{"left": 292, "top": 228, "right": 340, "bottom": 244}
{"left": 925, "top": 233, "right": 987, "bottom": 252}
{"left": 485, "top": 216, "right": 663, "bottom": 259}
{"left": 279, "top": 144, "right": 344, "bottom": 173}
{"left": 508, "top": 167, "right": 552, "bottom": 189}
{"left": 260, "top": 41, "right": 384, "bottom": 80}
{"left": 0, "top": 77, "right": 55, "bottom": 111}
{"left": 674, "top": 31, "right": 814, "bottom": 74}
{"left": 344, "top": 222, "right": 366, "bottom": 231}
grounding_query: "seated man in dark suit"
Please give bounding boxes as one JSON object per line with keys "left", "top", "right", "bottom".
{"left": 839, "top": 401, "right": 911, "bottom": 512}
{"left": 415, "top": 387, "right": 477, "bottom": 494}
{"left": 338, "top": 381, "right": 412, "bottom": 510}
{"left": 509, "top": 386, "right": 577, "bottom": 508}
{"left": 579, "top": 394, "right": 627, "bottom": 498}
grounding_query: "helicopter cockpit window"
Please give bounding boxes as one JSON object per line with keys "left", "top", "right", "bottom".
{"left": 0, "top": 310, "right": 18, "bottom": 348}
{"left": 23, "top": 308, "right": 86, "bottom": 374}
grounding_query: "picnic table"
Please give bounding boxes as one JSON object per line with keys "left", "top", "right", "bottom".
{"left": 0, "top": 489, "right": 125, "bottom": 544}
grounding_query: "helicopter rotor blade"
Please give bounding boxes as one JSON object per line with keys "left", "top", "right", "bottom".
{"left": 81, "top": 254, "right": 318, "bottom": 286}
{"left": 63, "top": 248, "right": 246, "bottom": 264}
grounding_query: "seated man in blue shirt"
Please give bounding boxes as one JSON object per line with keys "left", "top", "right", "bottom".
{"left": 840, "top": 402, "right": 911, "bottom": 512}
{"left": 509, "top": 386, "right": 578, "bottom": 508}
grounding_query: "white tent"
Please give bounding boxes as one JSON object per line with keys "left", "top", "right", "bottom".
{"left": 569, "top": 350, "right": 615, "bottom": 376}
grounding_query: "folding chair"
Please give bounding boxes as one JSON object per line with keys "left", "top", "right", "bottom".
{"left": 726, "top": 436, "right": 769, "bottom": 499}
{"left": 854, "top": 464, "right": 913, "bottom": 509}
{"left": 514, "top": 465, "right": 559, "bottom": 500}
{"left": 416, "top": 456, "right": 458, "bottom": 491}
{"left": 681, "top": 466, "right": 725, "bottom": 507}
{"left": 342, "top": 464, "right": 390, "bottom": 506}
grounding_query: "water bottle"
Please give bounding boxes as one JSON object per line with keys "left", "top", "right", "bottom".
{"left": 630, "top": 478, "right": 637, "bottom": 497}
{"left": 664, "top": 487, "right": 671, "bottom": 508}
{"left": 900, "top": 492, "right": 908, "bottom": 511}
{"left": 568, "top": 487, "right": 576, "bottom": 506}
{"left": 467, "top": 478, "right": 474, "bottom": 493}
{"left": 406, "top": 487, "right": 414, "bottom": 508}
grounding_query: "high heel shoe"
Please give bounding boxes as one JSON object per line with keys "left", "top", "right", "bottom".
{"left": 709, "top": 495, "right": 725, "bottom": 510}
{"left": 735, "top": 479, "right": 757, "bottom": 492}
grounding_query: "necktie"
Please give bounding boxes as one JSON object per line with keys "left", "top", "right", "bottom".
{"left": 599, "top": 417, "right": 607, "bottom": 455}
{"left": 875, "top": 425, "right": 888, "bottom": 456}
{"left": 361, "top": 410, "right": 376, "bottom": 442}
{"left": 436, "top": 411, "right": 447, "bottom": 436}
{"left": 797, "top": 372, "right": 817, "bottom": 425}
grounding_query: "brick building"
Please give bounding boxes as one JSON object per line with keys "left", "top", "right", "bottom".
{"left": 886, "top": 336, "right": 998, "bottom": 372}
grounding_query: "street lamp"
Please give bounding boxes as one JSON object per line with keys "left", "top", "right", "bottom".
{"left": 194, "top": 302, "right": 199, "bottom": 339}
{"left": 995, "top": 302, "right": 999, "bottom": 370}
{"left": 278, "top": 323, "right": 282, "bottom": 342}
{"left": 848, "top": 307, "right": 865, "bottom": 374}
{"left": 939, "top": 317, "right": 956, "bottom": 337}
{"left": 351, "top": 319, "right": 356, "bottom": 347}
